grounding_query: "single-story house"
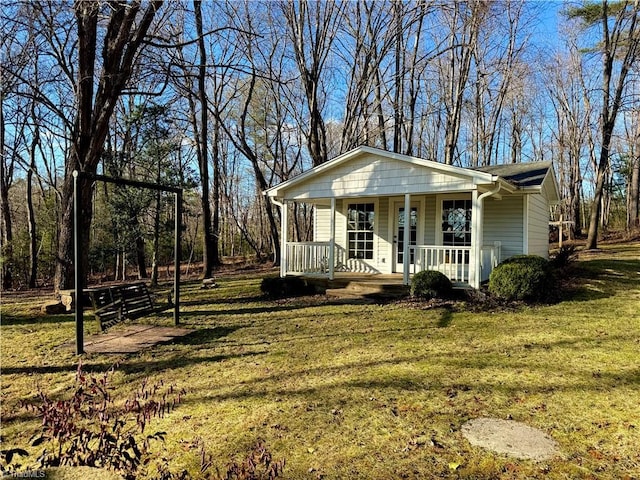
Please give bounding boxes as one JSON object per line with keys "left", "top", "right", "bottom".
{"left": 265, "top": 146, "right": 560, "bottom": 289}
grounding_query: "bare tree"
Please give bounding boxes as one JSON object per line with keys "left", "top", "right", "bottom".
{"left": 281, "top": 0, "right": 341, "bottom": 166}
{"left": 193, "top": 0, "right": 218, "bottom": 278}
{"left": 568, "top": 0, "right": 640, "bottom": 249}
{"left": 213, "top": 2, "right": 284, "bottom": 264}
{"left": 1, "top": 5, "right": 33, "bottom": 289}
{"left": 337, "top": 1, "right": 395, "bottom": 151}
{"left": 470, "top": 1, "right": 530, "bottom": 166}
{"left": 54, "top": 0, "right": 164, "bottom": 291}
{"left": 438, "top": 1, "right": 488, "bottom": 165}
{"left": 0, "top": 58, "right": 16, "bottom": 289}
{"left": 623, "top": 101, "right": 640, "bottom": 230}
{"left": 546, "top": 44, "right": 594, "bottom": 235}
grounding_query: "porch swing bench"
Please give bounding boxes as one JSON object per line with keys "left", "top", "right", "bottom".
{"left": 92, "top": 283, "right": 173, "bottom": 331}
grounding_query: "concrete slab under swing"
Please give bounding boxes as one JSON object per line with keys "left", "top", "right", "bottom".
{"left": 66, "top": 324, "right": 192, "bottom": 354}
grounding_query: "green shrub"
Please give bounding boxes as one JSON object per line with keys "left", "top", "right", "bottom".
{"left": 410, "top": 270, "right": 453, "bottom": 300}
{"left": 488, "top": 255, "right": 557, "bottom": 303}
{"left": 260, "top": 276, "right": 311, "bottom": 298}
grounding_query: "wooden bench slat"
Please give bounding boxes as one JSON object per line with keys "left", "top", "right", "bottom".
{"left": 91, "top": 282, "right": 172, "bottom": 331}
{"left": 123, "top": 299, "right": 153, "bottom": 309}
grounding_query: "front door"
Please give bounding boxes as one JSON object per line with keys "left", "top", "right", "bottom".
{"left": 394, "top": 203, "right": 418, "bottom": 273}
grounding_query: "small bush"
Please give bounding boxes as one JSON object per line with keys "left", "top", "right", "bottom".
{"left": 488, "top": 255, "right": 557, "bottom": 303}
{"left": 260, "top": 276, "right": 311, "bottom": 298}
{"left": 551, "top": 244, "right": 577, "bottom": 269}
{"left": 410, "top": 270, "right": 453, "bottom": 300}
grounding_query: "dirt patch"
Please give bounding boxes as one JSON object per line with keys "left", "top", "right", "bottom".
{"left": 461, "top": 417, "right": 560, "bottom": 461}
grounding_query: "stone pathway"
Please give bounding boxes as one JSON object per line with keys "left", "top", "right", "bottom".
{"left": 73, "top": 324, "right": 192, "bottom": 354}
{"left": 461, "top": 417, "right": 560, "bottom": 461}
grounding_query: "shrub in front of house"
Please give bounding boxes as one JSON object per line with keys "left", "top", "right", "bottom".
{"left": 410, "top": 270, "right": 453, "bottom": 300}
{"left": 260, "top": 276, "right": 311, "bottom": 298}
{"left": 488, "top": 255, "right": 558, "bottom": 303}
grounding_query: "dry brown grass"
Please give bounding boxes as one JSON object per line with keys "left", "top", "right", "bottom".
{"left": 1, "top": 243, "right": 639, "bottom": 479}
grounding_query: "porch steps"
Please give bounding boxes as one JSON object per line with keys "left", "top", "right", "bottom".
{"left": 325, "top": 280, "right": 409, "bottom": 302}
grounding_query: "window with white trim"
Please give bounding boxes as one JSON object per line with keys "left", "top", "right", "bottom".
{"left": 442, "top": 199, "right": 472, "bottom": 247}
{"left": 347, "top": 203, "right": 374, "bottom": 259}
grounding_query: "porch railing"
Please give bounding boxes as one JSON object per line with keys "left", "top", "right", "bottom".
{"left": 283, "top": 241, "right": 502, "bottom": 284}
{"left": 410, "top": 246, "right": 472, "bottom": 283}
{"left": 409, "top": 242, "right": 502, "bottom": 284}
{"left": 285, "top": 242, "right": 330, "bottom": 274}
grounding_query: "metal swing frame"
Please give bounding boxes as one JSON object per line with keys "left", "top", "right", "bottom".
{"left": 73, "top": 170, "right": 183, "bottom": 354}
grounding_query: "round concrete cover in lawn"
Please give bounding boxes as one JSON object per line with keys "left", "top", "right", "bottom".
{"left": 461, "top": 417, "right": 560, "bottom": 461}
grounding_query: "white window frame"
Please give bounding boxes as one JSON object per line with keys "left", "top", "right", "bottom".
{"left": 435, "top": 194, "right": 473, "bottom": 246}
{"left": 345, "top": 200, "right": 377, "bottom": 260}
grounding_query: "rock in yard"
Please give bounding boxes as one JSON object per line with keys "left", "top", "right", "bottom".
{"left": 201, "top": 278, "right": 218, "bottom": 289}
{"left": 461, "top": 417, "right": 560, "bottom": 461}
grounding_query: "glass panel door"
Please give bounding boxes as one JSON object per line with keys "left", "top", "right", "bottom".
{"left": 395, "top": 204, "right": 417, "bottom": 272}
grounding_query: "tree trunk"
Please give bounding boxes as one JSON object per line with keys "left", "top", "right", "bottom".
{"left": 392, "top": 0, "right": 403, "bottom": 153}
{"left": 151, "top": 189, "right": 161, "bottom": 285}
{"left": 27, "top": 164, "right": 38, "bottom": 289}
{"left": 194, "top": 0, "right": 215, "bottom": 279}
{"left": 587, "top": 139, "right": 613, "bottom": 249}
{"left": 570, "top": 154, "right": 582, "bottom": 236}
{"left": 135, "top": 235, "right": 147, "bottom": 279}
{"left": 56, "top": 169, "right": 95, "bottom": 290}
{"left": 0, "top": 173, "right": 12, "bottom": 290}
{"left": 121, "top": 247, "right": 127, "bottom": 280}
{"left": 211, "top": 116, "right": 221, "bottom": 268}
{"left": 628, "top": 147, "right": 639, "bottom": 231}
{"left": 0, "top": 76, "right": 13, "bottom": 290}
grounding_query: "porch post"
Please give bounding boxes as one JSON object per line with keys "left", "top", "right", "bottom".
{"left": 470, "top": 190, "right": 482, "bottom": 289}
{"left": 329, "top": 197, "right": 335, "bottom": 280}
{"left": 403, "top": 193, "right": 411, "bottom": 285}
{"left": 280, "top": 200, "right": 288, "bottom": 277}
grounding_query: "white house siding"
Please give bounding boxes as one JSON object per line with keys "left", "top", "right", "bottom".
{"left": 482, "top": 195, "right": 524, "bottom": 261}
{"left": 526, "top": 194, "right": 550, "bottom": 258}
{"left": 335, "top": 199, "right": 345, "bottom": 249}
{"left": 423, "top": 195, "right": 437, "bottom": 245}
{"left": 283, "top": 155, "right": 476, "bottom": 200}
{"left": 376, "top": 198, "right": 391, "bottom": 273}
{"left": 313, "top": 205, "right": 331, "bottom": 242}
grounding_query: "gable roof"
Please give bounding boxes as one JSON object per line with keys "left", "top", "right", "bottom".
{"left": 265, "top": 146, "right": 559, "bottom": 203}
{"left": 266, "top": 146, "right": 503, "bottom": 199}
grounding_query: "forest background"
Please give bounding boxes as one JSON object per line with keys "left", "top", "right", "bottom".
{"left": 1, "top": 0, "right": 639, "bottom": 291}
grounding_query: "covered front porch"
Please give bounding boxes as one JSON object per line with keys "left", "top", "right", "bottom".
{"left": 275, "top": 188, "right": 504, "bottom": 289}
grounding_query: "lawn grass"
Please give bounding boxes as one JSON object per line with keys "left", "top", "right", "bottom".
{"left": 1, "top": 243, "right": 639, "bottom": 479}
